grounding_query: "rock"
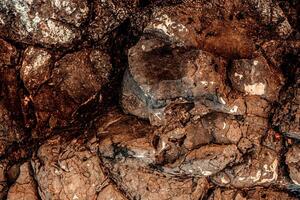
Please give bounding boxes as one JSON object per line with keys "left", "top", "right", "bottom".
{"left": 286, "top": 144, "right": 300, "bottom": 186}
{"left": 247, "top": 0, "right": 293, "bottom": 38}
{"left": 212, "top": 147, "right": 278, "bottom": 188}
{"left": 31, "top": 135, "right": 106, "bottom": 200}
{"left": 0, "top": 100, "right": 24, "bottom": 156}
{"left": 0, "top": 39, "right": 17, "bottom": 67}
{"left": 272, "top": 81, "right": 300, "bottom": 139}
{"left": 7, "top": 162, "right": 39, "bottom": 200}
{"left": 229, "top": 56, "right": 284, "bottom": 101}
{"left": 0, "top": 160, "right": 8, "bottom": 199}
{"left": 121, "top": 36, "right": 229, "bottom": 125}
{"left": 88, "top": 0, "right": 139, "bottom": 42}
{"left": 144, "top": 3, "right": 200, "bottom": 47}
{"left": 208, "top": 187, "right": 298, "bottom": 200}
{"left": 0, "top": 0, "right": 89, "bottom": 47}
{"left": 97, "top": 110, "right": 210, "bottom": 199}
{"left": 97, "top": 184, "right": 127, "bottom": 200}
{"left": 20, "top": 48, "right": 112, "bottom": 132}
{"left": 20, "top": 46, "right": 52, "bottom": 93}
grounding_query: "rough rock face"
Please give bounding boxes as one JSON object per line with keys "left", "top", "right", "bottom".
{"left": 88, "top": 0, "right": 140, "bottom": 42}
{"left": 31, "top": 135, "right": 106, "bottom": 200}
{"left": 0, "top": 160, "right": 8, "bottom": 199}
{"left": 7, "top": 162, "right": 39, "bottom": 200}
{"left": 0, "top": 100, "right": 24, "bottom": 156}
{"left": 0, "top": 0, "right": 89, "bottom": 47}
{"left": 20, "top": 47, "right": 112, "bottom": 132}
{"left": 97, "top": 109, "right": 210, "bottom": 200}
{"left": 0, "top": 0, "right": 299, "bottom": 199}
{"left": 212, "top": 147, "right": 279, "bottom": 188}
{"left": 272, "top": 79, "right": 300, "bottom": 139}
{"left": 286, "top": 144, "right": 300, "bottom": 186}
{"left": 208, "top": 187, "right": 297, "bottom": 200}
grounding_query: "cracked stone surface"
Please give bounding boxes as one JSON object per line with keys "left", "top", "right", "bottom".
{"left": 7, "top": 162, "right": 39, "bottom": 200}
{"left": 0, "top": 0, "right": 89, "bottom": 47}
{"left": 0, "top": 0, "right": 299, "bottom": 199}
{"left": 20, "top": 47, "right": 112, "bottom": 132}
{"left": 286, "top": 144, "right": 300, "bottom": 186}
{"left": 208, "top": 187, "right": 298, "bottom": 200}
{"left": 31, "top": 135, "right": 106, "bottom": 200}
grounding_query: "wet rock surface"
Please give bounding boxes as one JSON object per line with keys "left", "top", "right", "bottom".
{"left": 0, "top": 0, "right": 299, "bottom": 199}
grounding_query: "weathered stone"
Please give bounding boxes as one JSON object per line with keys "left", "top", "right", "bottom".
{"left": 88, "top": 0, "right": 139, "bottom": 42}
{"left": 20, "top": 48, "right": 112, "bottom": 131}
{"left": 212, "top": 147, "right": 278, "bottom": 188}
{"left": 272, "top": 80, "right": 300, "bottom": 139}
{"left": 0, "top": 0, "right": 89, "bottom": 47}
{"left": 247, "top": 0, "right": 293, "bottom": 38}
{"left": 121, "top": 36, "right": 230, "bottom": 125}
{"left": 230, "top": 56, "right": 284, "bottom": 101}
{"left": 31, "top": 135, "right": 106, "bottom": 200}
{"left": 286, "top": 144, "right": 300, "bottom": 186}
{"left": 0, "top": 100, "right": 24, "bottom": 156}
{"left": 7, "top": 162, "right": 39, "bottom": 200}
{"left": 208, "top": 187, "right": 297, "bottom": 200}
{"left": 20, "top": 46, "right": 52, "bottom": 94}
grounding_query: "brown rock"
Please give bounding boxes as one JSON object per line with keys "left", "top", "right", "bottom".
{"left": 88, "top": 0, "right": 139, "bottom": 42}
{"left": 229, "top": 56, "right": 284, "bottom": 101}
{"left": 7, "top": 162, "right": 39, "bottom": 200}
{"left": 0, "top": 100, "right": 24, "bottom": 156}
{"left": 20, "top": 48, "right": 112, "bottom": 132}
{"left": 31, "top": 135, "right": 106, "bottom": 200}
{"left": 208, "top": 187, "right": 297, "bottom": 200}
{"left": 272, "top": 81, "right": 300, "bottom": 139}
{"left": 0, "top": 160, "right": 8, "bottom": 200}
{"left": 0, "top": 0, "right": 89, "bottom": 47}
{"left": 286, "top": 144, "right": 300, "bottom": 186}
{"left": 0, "top": 39, "right": 17, "bottom": 67}
{"left": 212, "top": 147, "right": 278, "bottom": 188}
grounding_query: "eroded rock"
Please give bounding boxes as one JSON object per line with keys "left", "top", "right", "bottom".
{"left": 20, "top": 48, "right": 112, "bottom": 132}
{"left": 0, "top": 0, "right": 89, "bottom": 47}
{"left": 31, "top": 135, "right": 106, "bottom": 200}
{"left": 286, "top": 144, "right": 300, "bottom": 186}
{"left": 208, "top": 187, "right": 297, "bottom": 200}
{"left": 229, "top": 56, "right": 284, "bottom": 101}
{"left": 212, "top": 147, "right": 278, "bottom": 188}
{"left": 7, "top": 162, "right": 39, "bottom": 200}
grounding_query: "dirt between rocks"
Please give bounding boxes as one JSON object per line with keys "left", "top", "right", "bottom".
{"left": 0, "top": 0, "right": 299, "bottom": 199}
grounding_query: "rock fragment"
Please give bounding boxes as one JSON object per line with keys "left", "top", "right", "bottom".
{"left": 230, "top": 57, "right": 284, "bottom": 101}
{"left": 31, "top": 135, "right": 106, "bottom": 200}
{"left": 208, "top": 187, "right": 297, "bottom": 200}
{"left": 7, "top": 162, "right": 39, "bottom": 200}
{"left": 20, "top": 48, "right": 112, "bottom": 132}
{"left": 0, "top": 0, "right": 89, "bottom": 47}
{"left": 0, "top": 160, "right": 8, "bottom": 199}
{"left": 286, "top": 144, "right": 300, "bottom": 186}
{"left": 212, "top": 147, "right": 278, "bottom": 188}
{"left": 272, "top": 80, "right": 300, "bottom": 139}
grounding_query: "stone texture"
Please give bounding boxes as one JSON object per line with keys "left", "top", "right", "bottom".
{"left": 212, "top": 147, "right": 278, "bottom": 188}
{"left": 7, "top": 162, "right": 39, "bottom": 200}
{"left": 0, "top": 0, "right": 89, "bottom": 47}
{"left": 0, "top": 100, "right": 24, "bottom": 157}
{"left": 286, "top": 144, "right": 300, "bottom": 186}
{"left": 20, "top": 47, "right": 112, "bottom": 132}
{"left": 272, "top": 78, "right": 300, "bottom": 139}
{"left": 31, "top": 135, "right": 106, "bottom": 200}
{"left": 208, "top": 187, "right": 297, "bottom": 200}
{"left": 229, "top": 56, "right": 284, "bottom": 101}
